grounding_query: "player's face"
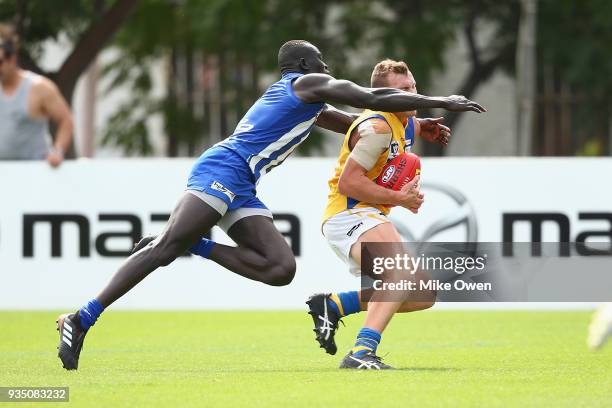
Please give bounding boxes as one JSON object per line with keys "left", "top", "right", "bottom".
{"left": 304, "top": 45, "right": 329, "bottom": 74}
{"left": 387, "top": 71, "right": 417, "bottom": 119}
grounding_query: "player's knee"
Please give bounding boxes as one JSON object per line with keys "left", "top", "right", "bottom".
{"left": 151, "top": 248, "right": 177, "bottom": 267}
{"left": 419, "top": 290, "right": 437, "bottom": 310}
{"left": 264, "top": 257, "right": 296, "bottom": 286}
{"left": 279, "top": 258, "right": 297, "bottom": 285}
{"left": 158, "top": 252, "right": 178, "bottom": 267}
{"left": 150, "top": 237, "right": 183, "bottom": 267}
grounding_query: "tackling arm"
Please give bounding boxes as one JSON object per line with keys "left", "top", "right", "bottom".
{"left": 293, "top": 74, "right": 486, "bottom": 113}
{"left": 315, "top": 104, "right": 359, "bottom": 134}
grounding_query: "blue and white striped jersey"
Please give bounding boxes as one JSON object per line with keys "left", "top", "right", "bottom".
{"left": 218, "top": 72, "right": 325, "bottom": 181}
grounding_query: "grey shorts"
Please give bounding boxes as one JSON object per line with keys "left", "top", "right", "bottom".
{"left": 185, "top": 189, "right": 273, "bottom": 232}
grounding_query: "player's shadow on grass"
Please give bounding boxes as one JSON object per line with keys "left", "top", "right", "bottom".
{"left": 248, "top": 367, "right": 461, "bottom": 373}
{"left": 121, "top": 367, "right": 461, "bottom": 373}
{"left": 392, "top": 367, "right": 460, "bottom": 372}
{"left": 207, "top": 367, "right": 462, "bottom": 373}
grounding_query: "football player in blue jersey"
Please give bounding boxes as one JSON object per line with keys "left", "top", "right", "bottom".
{"left": 56, "top": 40, "right": 485, "bottom": 370}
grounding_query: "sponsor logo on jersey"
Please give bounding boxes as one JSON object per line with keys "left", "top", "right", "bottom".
{"left": 210, "top": 181, "right": 236, "bottom": 202}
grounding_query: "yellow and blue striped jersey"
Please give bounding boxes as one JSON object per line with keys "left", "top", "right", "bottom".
{"left": 322, "top": 110, "right": 415, "bottom": 224}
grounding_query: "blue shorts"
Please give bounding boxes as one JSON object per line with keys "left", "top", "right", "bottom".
{"left": 187, "top": 146, "right": 268, "bottom": 213}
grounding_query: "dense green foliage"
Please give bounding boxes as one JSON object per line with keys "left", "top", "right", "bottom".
{"left": 2, "top": 0, "right": 611, "bottom": 156}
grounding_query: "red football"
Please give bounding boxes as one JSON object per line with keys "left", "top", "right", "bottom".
{"left": 375, "top": 152, "right": 421, "bottom": 207}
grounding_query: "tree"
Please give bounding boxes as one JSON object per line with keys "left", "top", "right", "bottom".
{"left": 0, "top": 0, "right": 139, "bottom": 155}
{"left": 1, "top": 0, "right": 138, "bottom": 101}
{"left": 408, "top": 0, "right": 520, "bottom": 156}
{"left": 101, "top": 0, "right": 334, "bottom": 156}
{"left": 102, "top": 0, "right": 464, "bottom": 156}
{"left": 535, "top": 0, "right": 612, "bottom": 155}
{"left": 100, "top": 0, "right": 612, "bottom": 157}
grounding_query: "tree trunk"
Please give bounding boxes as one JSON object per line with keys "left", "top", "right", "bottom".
{"left": 54, "top": 0, "right": 139, "bottom": 103}
{"left": 440, "top": 47, "right": 513, "bottom": 156}
{"left": 186, "top": 41, "right": 195, "bottom": 156}
{"left": 437, "top": 10, "right": 516, "bottom": 156}
{"left": 201, "top": 52, "right": 212, "bottom": 150}
{"left": 235, "top": 53, "right": 244, "bottom": 124}
{"left": 516, "top": 0, "right": 537, "bottom": 156}
{"left": 218, "top": 49, "right": 228, "bottom": 140}
{"left": 251, "top": 60, "right": 259, "bottom": 102}
{"left": 167, "top": 48, "right": 179, "bottom": 157}
{"left": 81, "top": 59, "right": 99, "bottom": 158}
{"left": 543, "top": 63, "right": 555, "bottom": 156}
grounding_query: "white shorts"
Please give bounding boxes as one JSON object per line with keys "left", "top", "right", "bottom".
{"left": 322, "top": 207, "right": 390, "bottom": 276}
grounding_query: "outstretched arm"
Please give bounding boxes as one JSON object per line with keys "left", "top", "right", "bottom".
{"left": 293, "top": 73, "right": 486, "bottom": 113}
{"left": 315, "top": 104, "right": 359, "bottom": 134}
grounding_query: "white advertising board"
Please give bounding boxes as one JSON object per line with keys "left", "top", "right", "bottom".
{"left": 0, "top": 158, "right": 610, "bottom": 309}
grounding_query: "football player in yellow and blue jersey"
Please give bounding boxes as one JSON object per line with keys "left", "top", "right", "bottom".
{"left": 308, "top": 60, "right": 463, "bottom": 369}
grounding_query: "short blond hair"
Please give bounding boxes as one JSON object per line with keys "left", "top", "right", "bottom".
{"left": 0, "top": 23, "right": 19, "bottom": 56}
{"left": 370, "top": 59, "right": 409, "bottom": 88}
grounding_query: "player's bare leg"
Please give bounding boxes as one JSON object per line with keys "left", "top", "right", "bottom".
{"left": 208, "top": 215, "right": 296, "bottom": 286}
{"left": 96, "top": 194, "right": 222, "bottom": 307}
{"left": 134, "top": 215, "right": 296, "bottom": 286}
{"left": 57, "top": 193, "right": 221, "bottom": 370}
{"left": 350, "top": 223, "right": 434, "bottom": 331}
{"left": 358, "top": 278, "right": 436, "bottom": 314}
{"left": 333, "top": 223, "right": 403, "bottom": 369}
{"left": 309, "top": 222, "right": 435, "bottom": 368}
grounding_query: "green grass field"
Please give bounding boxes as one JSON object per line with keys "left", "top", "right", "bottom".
{"left": 0, "top": 311, "right": 610, "bottom": 407}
